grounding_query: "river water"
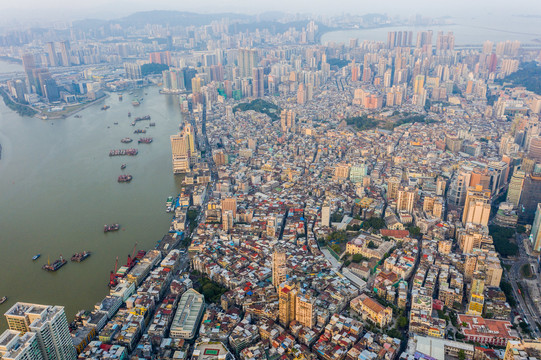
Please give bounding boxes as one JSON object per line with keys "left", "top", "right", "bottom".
{"left": 0, "top": 86, "right": 184, "bottom": 330}
{"left": 321, "top": 16, "right": 541, "bottom": 45}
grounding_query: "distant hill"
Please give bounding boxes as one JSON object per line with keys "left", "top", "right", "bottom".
{"left": 72, "top": 10, "right": 332, "bottom": 36}
{"left": 73, "top": 11, "right": 254, "bottom": 30}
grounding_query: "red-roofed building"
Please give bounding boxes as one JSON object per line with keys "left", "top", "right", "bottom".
{"left": 458, "top": 314, "right": 518, "bottom": 346}
{"left": 380, "top": 229, "right": 410, "bottom": 239}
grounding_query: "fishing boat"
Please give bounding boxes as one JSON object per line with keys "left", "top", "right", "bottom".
{"left": 42, "top": 255, "right": 67, "bottom": 271}
{"left": 104, "top": 224, "right": 120, "bottom": 233}
{"left": 0, "top": 297, "right": 7, "bottom": 305}
{"left": 32, "top": 254, "right": 41, "bottom": 261}
{"left": 138, "top": 137, "right": 153, "bottom": 144}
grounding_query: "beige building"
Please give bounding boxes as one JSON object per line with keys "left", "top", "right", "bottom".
{"left": 351, "top": 294, "right": 393, "bottom": 327}
{"left": 462, "top": 186, "right": 491, "bottom": 226}
{"left": 334, "top": 163, "right": 351, "bottom": 181}
{"left": 272, "top": 251, "right": 287, "bottom": 289}
{"left": 295, "top": 293, "right": 316, "bottom": 329}
{"left": 397, "top": 187, "right": 417, "bottom": 214}
{"left": 505, "top": 340, "right": 541, "bottom": 360}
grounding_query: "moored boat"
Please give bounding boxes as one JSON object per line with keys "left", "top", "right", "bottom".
{"left": 118, "top": 174, "right": 133, "bottom": 183}
{"left": 42, "top": 256, "right": 67, "bottom": 271}
{"left": 104, "top": 224, "right": 120, "bottom": 233}
{"left": 133, "top": 129, "right": 146, "bottom": 134}
{"left": 71, "top": 251, "right": 91, "bottom": 262}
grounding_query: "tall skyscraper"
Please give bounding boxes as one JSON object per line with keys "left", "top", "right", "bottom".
{"left": 170, "top": 123, "right": 196, "bottom": 174}
{"left": 46, "top": 42, "right": 58, "bottom": 67}
{"left": 507, "top": 170, "right": 525, "bottom": 207}
{"left": 4, "top": 303, "right": 76, "bottom": 360}
{"left": 59, "top": 40, "right": 70, "bottom": 67}
{"left": 238, "top": 48, "right": 258, "bottom": 78}
{"left": 462, "top": 186, "right": 491, "bottom": 226}
{"left": 531, "top": 203, "right": 541, "bottom": 252}
{"left": 221, "top": 197, "right": 237, "bottom": 219}
{"left": 528, "top": 137, "right": 541, "bottom": 163}
{"left": 321, "top": 202, "right": 330, "bottom": 227}
{"left": 278, "top": 283, "right": 297, "bottom": 327}
{"left": 272, "top": 251, "right": 287, "bottom": 288}
{"left": 397, "top": 187, "right": 417, "bottom": 214}
{"left": 0, "top": 330, "right": 43, "bottom": 360}
{"left": 519, "top": 173, "right": 541, "bottom": 224}
{"left": 295, "top": 293, "right": 315, "bottom": 328}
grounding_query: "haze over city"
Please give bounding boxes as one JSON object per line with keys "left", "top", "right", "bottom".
{"left": 0, "top": 1, "right": 541, "bottom": 360}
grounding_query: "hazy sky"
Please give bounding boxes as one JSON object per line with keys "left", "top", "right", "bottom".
{"left": 1, "top": 0, "right": 541, "bottom": 23}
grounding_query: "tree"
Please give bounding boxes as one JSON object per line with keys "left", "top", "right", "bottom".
{"left": 458, "top": 349, "right": 466, "bottom": 360}
{"left": 367, "top": 241, "right": 377, "bottom": 249}
{"left": 397, "top": 316, "right": 408, "bottom": 329}
{"left": 352, "top": 254, "right": 368, "bottom": 263}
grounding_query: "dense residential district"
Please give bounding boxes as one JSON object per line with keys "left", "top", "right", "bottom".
{"left": 2, "top": 12, "right": 541, "bottom": 360}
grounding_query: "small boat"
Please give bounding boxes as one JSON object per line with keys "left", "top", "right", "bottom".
{"left": 128, "top": 112, "right": 131, "bottom": 117}
{"left": 32, "top": 254, "right": 41, "bottom": 261}
{"left": 74, "top": 115, "right": 81, "bottom": 118}
{"left": 121, "top": 164, "right": 127, "bottom": 170}
{"left": 114, "top": 122, "right": 119, "bottom": 125}
{"left": 138, "top": 137, "right": 153, "bottom": 144}
{"left": 121, "top": 137, "right": 133, "bottom": 143}
{"left": 118, "top": 174, "right": 133, "bottom": 183}
{"left": 101, "top": 105, "right": 110, "bottom": 110}
{"left": 104, "top": 224, "right": 120, "bottom": 233}
{"left": 118, "top": 94, "right": 123, "bottom": 100}
{"left": 0, "top": 297, "right": 7, "bottom": 305}
{"left": 71, "top": 251, "right": 91, "bottom": 262}
{"left": 132, "top": 100, "right": 140, "bottom": 107}
{"left": 149, "top": 122, "right": 156, "bottom": 127}
{"left": 134, "top": 129, "right": 146, "bottom": 134}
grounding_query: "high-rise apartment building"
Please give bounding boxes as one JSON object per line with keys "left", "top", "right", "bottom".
{"left": 46, "top": 42, "right": 58, "bottom": 67}
{"left": 321, "top": 202, "right": 330, "bottom": 227}
{"left": 238, "top": 49, "right": 258, "bottom": 78}
{"left": 272, "top": 251, "right": 287, "bottom": 289}
{"left": 387, "top": 177, "right": 401, "bottom": 200}
{"left": 278, "top": 283, "right": 297, "bottom": 327}
{"left": 396, "top": 187, "right": 417, "bottom": 214}
{"left": 170, "top": 123, "right": 196, "bottom": 174}
{"left": 221, "top": 197, "right": 237, "bottom": 219}
{"left": 518, "top": 173, "right": 541, "bottom": 224}
{"left": 531, "top": 203, "right": 541, "bottom": 252}
{"left": 529, "top": 137, "right": 541, "bottom": 163}
{"left": 59, "top": 40, "right": 70, "bottom": 67}
{"left": 295, "top": 293, "right": 315, "bottom": 328}
{"left": 507, "top": 170, "right": 525, "bottom": 207}
{"left": 4, "top": 303, "right": 76, "bottom": 360}
{"left": 462, "top": 186, "right": 491, "bottom": 226}
{"left": 0, "top": 330, "right": 43, "bottom": 360}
